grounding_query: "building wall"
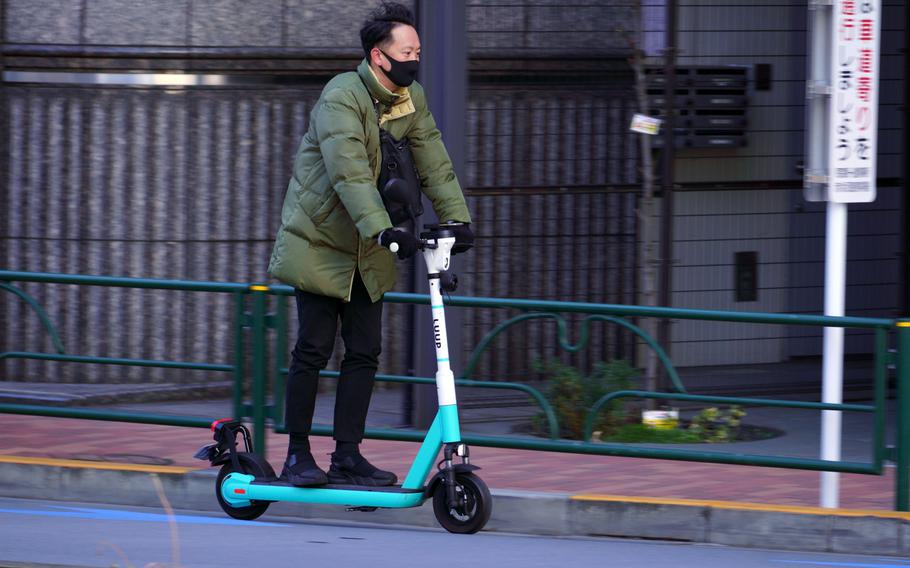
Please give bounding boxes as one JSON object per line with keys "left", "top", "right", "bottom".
{"left": 786, "top": 185, "right": 902, "bottom": 358}
{"left": 670, "top": 189, "right": 791, "bottom": 367}
{"left": 1, "top": 1, "right": 905, "bottom": 380}
{"left": 0, "top": 0, "right": 640, "bottom": 384}
{"left": 4, "top": 0, "right": 635, "bottom": 55}
{"left": 664, "top": 0, "right": 904, "bottom": 366}
{"left": 3, "top": 0, "right": 413, "bottom": 51}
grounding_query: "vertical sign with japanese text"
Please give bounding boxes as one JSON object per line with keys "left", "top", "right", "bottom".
{"left": 829, "top": 0, "right": 880, "bottom": 203}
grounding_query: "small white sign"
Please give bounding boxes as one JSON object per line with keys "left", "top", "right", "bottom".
{"left": 828, "top": 0, "right": 880, "bottom": 203}
{"left": 642, "top": 409, "right": 679, "bottom": 430}
{"left": 630, "top": 114, "right": 662, "bottom": 136}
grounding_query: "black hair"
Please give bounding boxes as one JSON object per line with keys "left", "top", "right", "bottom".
{"left": 360, "top": 2, "right": 416, "bottom": 58}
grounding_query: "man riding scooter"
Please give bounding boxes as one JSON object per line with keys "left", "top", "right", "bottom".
{"left": 267, "top": 1, "right": 474, "bottom": 487}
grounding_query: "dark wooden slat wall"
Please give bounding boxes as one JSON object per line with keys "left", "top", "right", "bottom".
{"left": 1, "top": 82, "right": 639, "bottom": 384}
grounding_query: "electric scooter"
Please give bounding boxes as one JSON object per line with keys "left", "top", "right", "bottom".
{"left": 194, "top": 222, "right": 492, "bottom": 534}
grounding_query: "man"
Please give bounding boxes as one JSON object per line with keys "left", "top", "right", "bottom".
{"left": 267, "top": 1, "right": 474, "bottom": 487}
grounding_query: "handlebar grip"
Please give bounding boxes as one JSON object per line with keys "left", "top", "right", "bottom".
{"left": 389, "top": 242, "right": 399, "bottom": 253}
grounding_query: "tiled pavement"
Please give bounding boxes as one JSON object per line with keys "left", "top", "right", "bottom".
{"left": 2, "top": 413, "right": 898, "bottom": 511}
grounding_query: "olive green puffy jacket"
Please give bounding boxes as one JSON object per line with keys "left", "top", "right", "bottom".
{"left": 268, "top": 59, "right": 472, "bottom": 302}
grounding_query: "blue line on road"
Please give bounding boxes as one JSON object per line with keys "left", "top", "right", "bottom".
{"left": 0, "top": 506, "right": 286, "bottom": 527}
{"left": 772, "top": 561, "right": 910, "bottom": 567}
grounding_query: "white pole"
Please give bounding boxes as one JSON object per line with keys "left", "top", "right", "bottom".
{"left": 820, "top": 200, "right": 847, "bottom": 508}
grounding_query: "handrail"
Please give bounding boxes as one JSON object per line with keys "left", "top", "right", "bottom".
{"left": 2, "top": 270, "right": 895, "bottom": 329}
{"left": 460, "top": 312, "right": 686, "bottom": 393}
{"left": 0, "top": 352, "right": 233, "bottom": 372}
{"left": 0, "top": 270, "right": 251, "bottom": 293}
{"left": 287, "top": 423, "right": 880, "bottom": 475}
{"left": 312, "top": 370, "right": 561, "bottom": 440}
{"left": 439, "top": 296, "right": 894, "bottom": 329}
{"left": 0, "top": 270, "right": 906, "bottom": 510}
{"left": 0, "top": 282, "right": 66, "bottom": 354}
{"left": 0, "top": 400, "right": 877, "bottom": 475}
{"left": 0, "top": 402, "right": 214, "bottom": 429}
{"left": 253, "top": 280, "right": 894, "bottom": 328}
{"left": 583, "top": 390, "right": 876, "bottom": 443}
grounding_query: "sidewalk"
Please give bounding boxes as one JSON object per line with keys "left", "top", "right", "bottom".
{"left": 1, "top": 379, "right": 908, "bottom": 555}
{"left": 0, "top": 371, "right": 902, "bottom": 508}
{"left": 0, "top": 402, "right": 899, "bottom": 510}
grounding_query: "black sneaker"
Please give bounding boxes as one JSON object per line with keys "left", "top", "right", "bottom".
{"left": 279, "top": 453, "right": 328, "bottom": 487}
{"left": 327, "top": 452, "right": 398, "bottom": 486}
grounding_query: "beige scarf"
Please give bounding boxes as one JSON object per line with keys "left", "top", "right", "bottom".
{"left": 367, "top": 66, "right": 416, "bottom": 126}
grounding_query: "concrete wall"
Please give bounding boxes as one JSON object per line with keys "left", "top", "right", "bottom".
{"left": 4, "top": 0, "right": 409, "bottom": 50}
{"left": 4, "top": 0, "right": 634, "bottom": 56}
{"left": 670, "top": 189, "right": 791, "bottom": 367}
{"left": 466, "top": 0, "right": 635, "bottom": 56}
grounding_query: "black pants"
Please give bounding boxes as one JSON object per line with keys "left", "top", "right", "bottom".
{"left": 285, "top": 271, "right": 383, "bottom": 443}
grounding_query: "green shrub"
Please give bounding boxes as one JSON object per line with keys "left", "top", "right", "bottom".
{"left": 533, "top": 358, "right": 638, "bottom": 440}
{"left": 531, "top": 358, "right": 749, "bottom": 444}
{"left": 597, "top": 407, "right": 748, "bottom": 443}
{"left": 686, "top": 405, "right": 745, "bottom": 443}
{"left": 598, "top": 423, "right": 702, "bottom": 443}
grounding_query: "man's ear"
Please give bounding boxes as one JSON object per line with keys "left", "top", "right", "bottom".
{"left": 370, "top": 47, "right": 384, "bottom": 67}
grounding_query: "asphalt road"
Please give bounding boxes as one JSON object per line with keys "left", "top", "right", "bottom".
{"left": 0, "top": 497, "right": 905, "bottom": 568}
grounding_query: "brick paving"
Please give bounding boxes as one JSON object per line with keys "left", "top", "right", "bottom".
{"left": 2, "top": 413, "right": 898, "bottom": 511}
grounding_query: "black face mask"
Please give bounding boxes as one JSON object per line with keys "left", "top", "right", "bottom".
{"left": 379, "top": 49, "right": 419, "bottom": 88}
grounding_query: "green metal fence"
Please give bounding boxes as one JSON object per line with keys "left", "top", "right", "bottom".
{"left": 1, "top": 270, "right": 908, "bottom": 511}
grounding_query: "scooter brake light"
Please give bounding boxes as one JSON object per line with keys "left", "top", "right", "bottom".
{"left": 211, "top": 418, "right": 235, "bottom": 432}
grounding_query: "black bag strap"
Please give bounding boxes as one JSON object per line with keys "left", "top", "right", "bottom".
{"left": 357, "top": 74, "right": 423, "bottom": 227}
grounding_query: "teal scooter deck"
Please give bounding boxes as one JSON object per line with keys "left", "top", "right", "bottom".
{"left": 221, "top": 408, "right": 452, "bottom": 509}
{"left": 223, "top": 473, "right": 426, "bottom": 509}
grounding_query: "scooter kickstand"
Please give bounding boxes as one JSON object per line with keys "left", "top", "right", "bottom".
{"left": 346, "top": 506, "right": 379, "bottom": 512}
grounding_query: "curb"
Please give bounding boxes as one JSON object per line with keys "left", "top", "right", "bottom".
{"left": 1, "top": 459, "right": 908, "bottom": 556}
{"left": 0, "top": 381, "right": 233, "bottom": 406}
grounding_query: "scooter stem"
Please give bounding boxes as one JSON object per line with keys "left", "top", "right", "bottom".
{"left": 422, "top": 234, "right": 461, "bottom": 443}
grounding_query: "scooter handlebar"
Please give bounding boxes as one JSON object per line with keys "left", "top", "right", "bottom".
{"left": 387, "top": 238, "right": 434, "bottom": 254}
{"left": 387, "top": 223, "right": 460, "bottom": 255}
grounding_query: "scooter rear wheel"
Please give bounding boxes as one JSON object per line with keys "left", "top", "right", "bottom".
{"left": 216, "top": 452, "right": 275, "bottom": 521}
{"left": 432, "top": 472, "right": 492, "bottom": 534}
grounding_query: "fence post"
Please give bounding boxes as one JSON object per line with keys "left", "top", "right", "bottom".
{"left": 896, "top": 321, "right": 910, "bottom": 511}
{"left": 232, "top": 292, "right": 247, "bottom": 421}
{"left": 272, "top": 294, "right": 287, "bottom": 429}
{"left": 250, "top": 285, "right": 270, "bottom": 459}
{"left": 873, "top": 328, "right": 887, "bottom": 469}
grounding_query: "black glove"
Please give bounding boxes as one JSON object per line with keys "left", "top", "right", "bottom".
{"left": 447, "top": 222, "right": 474, "bottom": 254}
{"left": 378, "top": 227, "right": 419, "bottom": 259}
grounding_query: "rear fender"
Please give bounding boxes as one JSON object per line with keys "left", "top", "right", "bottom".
{"left": 193, "top": 419, "right": 249, "bottom": 467}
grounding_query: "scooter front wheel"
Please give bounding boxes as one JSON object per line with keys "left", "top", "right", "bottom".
{"left": 432, "top": 472, "right": 492, "bottom": 534}
{"left": 216, "top": 452, "right": 275, "bottom": 521}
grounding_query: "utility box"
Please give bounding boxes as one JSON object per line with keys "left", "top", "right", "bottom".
{"left": 647, "top": 66, "right": 750, "bottom": 148}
